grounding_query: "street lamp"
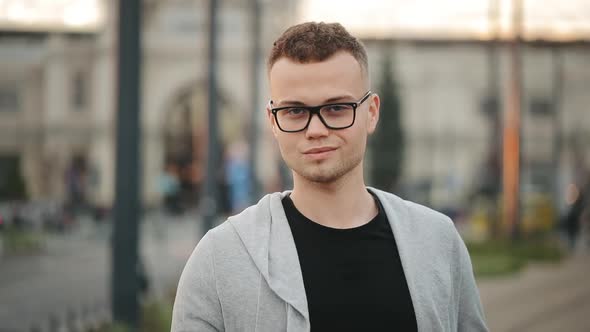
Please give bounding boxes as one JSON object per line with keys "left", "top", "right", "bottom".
{"left": 248, "top": 0, "right": 263, "bottom": 203}
{"left": 202, "top": 0, "right": 220, "bottom": 232}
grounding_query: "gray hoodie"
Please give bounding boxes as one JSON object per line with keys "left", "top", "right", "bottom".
{"left": 171, "top": 188, "right": 488, "bottom": 331}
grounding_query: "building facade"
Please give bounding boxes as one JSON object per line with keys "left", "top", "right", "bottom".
{"left": 0, "top": 0, "right": 298, "bottom": 209}
{"left": 1, "top": 2, "right": 589, "bottom": 217}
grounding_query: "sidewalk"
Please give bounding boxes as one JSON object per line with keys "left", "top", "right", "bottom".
{"left": 478, "top": 251, "right": 590, "bottom": 332}
{"left": 0, "top": 213, "right": 202, "bottom": 331}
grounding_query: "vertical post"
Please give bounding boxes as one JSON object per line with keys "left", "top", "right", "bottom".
{"left": 487, "top": 0, "right": 500, "bottom": 105}
{"left": 112, "top": 0, "right": 142, "bottom": 327}
{"left": 248, "top": 0, "right": 261, "bottom": 202}
{"left": 486, "top": 0, "right": 502, "bottom": 237}
{"left": 503, "top": 0, "right": 523, "bottom": 240}
{"left": 551, "top": 48, "right": 563, "bottom": 216}
{"left": 202, "top": 0, "right": 220, "bottom": 231}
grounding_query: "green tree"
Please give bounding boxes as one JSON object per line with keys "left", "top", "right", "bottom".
{"left": 0, "top": 157, "right": 27, "bottom": 201}
{"left": 370, "top": 53, "right": 405, "bottom": 193}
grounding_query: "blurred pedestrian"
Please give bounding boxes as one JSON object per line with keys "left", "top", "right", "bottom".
{"left": 64, "top": 156, "right": 88, "bottom": 217}
{"left": 225, "top": 140, "right": 251, "bottom": 214}
{"left": 564, "top": 180, "right": 589, "bottom": 250}
{"left": 158, "top": 163, "right": 181, "bottom": 215}
{"left": 173, "top": 22, "right": 487, "bottom": 332}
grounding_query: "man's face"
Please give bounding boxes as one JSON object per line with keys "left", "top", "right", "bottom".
{"left": 267, "top": 51, "right": 380, "bottom": 184}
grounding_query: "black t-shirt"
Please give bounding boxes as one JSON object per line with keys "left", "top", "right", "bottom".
{"left": 282, "top": 194, "right": 418, "bottom": 332}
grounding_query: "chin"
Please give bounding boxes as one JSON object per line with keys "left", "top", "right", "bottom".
{"left": 287, "top": 153, "right": 363, "bottom": 185}
{"left": 296, "top": 164, "right": 349, "bottom": 184}
{"left": 304, "top": 173, "right": 340, "bottom": 184}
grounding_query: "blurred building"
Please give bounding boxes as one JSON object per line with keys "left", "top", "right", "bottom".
{"left": 296, "top": 0, "right": 590, "bottom": 229}
{"left": 363, "top": 40, "right": 590, "bottom": 214}
{"left": 0, "top": 0, "right": 296, "bottom": 208}
{"left": 1, "top": 0, "right": 589, "bottom": 217}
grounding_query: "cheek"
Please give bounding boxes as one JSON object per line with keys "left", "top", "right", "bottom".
{"left": 349, "top": 130, "right": 368, "bottom": 154}
{"left": 276, "top": 135, "right": 298, "bottom": 156}
{"left": 350, "top": 122, "right": 367, "bottom": 140}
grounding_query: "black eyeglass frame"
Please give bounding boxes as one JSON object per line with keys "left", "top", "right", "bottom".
{"left": 270, "top": 90, "right": 372, "bottom": 133}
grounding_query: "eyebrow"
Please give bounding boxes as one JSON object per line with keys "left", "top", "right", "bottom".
{"left": 275, "top": 94, "right": 356, "bottom": 107}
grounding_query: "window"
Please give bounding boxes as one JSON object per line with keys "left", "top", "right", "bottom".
{"left": 0, "top": 155, "right": 26, "bottom": 200}
{"left": 529, "top": 98, "right": 553, "bottom": 116}
{"left": 161, "top": 4, "right": 203, "bottom": 34}
{"left": 0, "top": 83, "right": 19, "bottom": 112}
{"left": 72, "top": 70, "right": 88, "bottom": 110}
{"left": 480, "top": 95, "right": 499, "bottom": 118}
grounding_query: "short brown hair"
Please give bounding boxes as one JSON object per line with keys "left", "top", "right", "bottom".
{"left": 267, "top": 22, "right": 368, "bottom": 75}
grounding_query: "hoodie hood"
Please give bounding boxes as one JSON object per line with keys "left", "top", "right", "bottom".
{"left": 227, "top": 191, "right": 309, "bottom": 321}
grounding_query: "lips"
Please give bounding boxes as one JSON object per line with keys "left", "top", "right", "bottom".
{"left": 303, "top": 146, "right": 337, "bottom": 154}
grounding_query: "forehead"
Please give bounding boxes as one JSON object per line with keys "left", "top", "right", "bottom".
{"left": 269, "top": 52, "right": 366, "bottom": 103}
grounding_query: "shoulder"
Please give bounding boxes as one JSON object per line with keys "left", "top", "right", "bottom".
{"left": 370, "top": 187, "right": 467, "bottom": 260}
{"left": 203, "top": 192, "right": 271, "bottom": 235}
{"left": 196, "top": 191, "right": 286, "bottom": 259}
{"left": 208, "top": 192, "right": 280, "bottom": 243}
{"left": 371, "top": 188, "right": 456, "bottom": 233}
{"left": 403, "top": 198, "right": 457, "bottom": 237}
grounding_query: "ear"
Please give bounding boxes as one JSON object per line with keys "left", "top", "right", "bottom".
{"left": 266, "top": 102, "right": 279, "bottom": 138}
{"left": 366, "top": 93, "right": 380, "bottom": 134}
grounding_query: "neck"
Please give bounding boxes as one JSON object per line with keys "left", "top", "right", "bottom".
{"left": 289, "top": 164, "right": 378, "bottom": 229}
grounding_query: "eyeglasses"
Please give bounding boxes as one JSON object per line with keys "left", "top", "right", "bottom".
{"left": 270, "top": 91, "right": 372, "bottom": 133}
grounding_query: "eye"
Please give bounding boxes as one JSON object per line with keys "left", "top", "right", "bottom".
{"left": 329, "top": 105, "right": 347, "bottom": 111}
{"left": 323, "top": 104, "right": 352, "bottom": 113}
{"left": 285, "top": 108, "right": 307, "bottom": 116}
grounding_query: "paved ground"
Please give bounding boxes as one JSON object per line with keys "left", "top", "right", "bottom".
{"left": 479, "top": 250, "right": 590, "bottom": 332}
{"left": 2, "top": 214, "right": 589, "bottom": 332}
{"left": 0, "top": 212, "right": 203, "bottom": 332}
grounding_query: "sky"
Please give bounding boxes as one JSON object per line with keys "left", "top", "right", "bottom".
{"left": 0, "top": 0, "right": 589, "bottom": 40}
{"left": 300, "top": 0, "right": 590, "bottom": 40}
{"left": 0, "top": 0, "right": 103, "bottom": 32}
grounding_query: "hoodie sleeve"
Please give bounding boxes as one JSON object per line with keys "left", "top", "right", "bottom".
{"left": 454, "top": 231, "right": 489, "bottom": 332}
{"left": 172, "top": 231, "right": 224, "bottom": 332}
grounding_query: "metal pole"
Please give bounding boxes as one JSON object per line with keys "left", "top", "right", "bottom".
{"left": 202, "top": 0, "right": 220, "bottom": 231}
{"left": 503, "top": 0, "right": 523, "bottom": 240}
{"left": 487, "top": 0, "right": 500, "bottom": 102}
{"left": 487, "top": 0, "right": 502, "bottom": 237}
{"left": 248, "top": 0, "right": 261, "bottom": 202}
{"left": 551, "top": 48, "right": 564, "bottom": 217}
{"left": 112, "top": 0, "right": 142, "bottom": 327}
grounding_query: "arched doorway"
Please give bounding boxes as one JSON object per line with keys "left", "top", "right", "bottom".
{"left": 160, "top": 82, "right": 243, "bottom": 213}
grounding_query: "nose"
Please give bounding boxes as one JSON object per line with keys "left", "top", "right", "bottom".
{"left": 305, "top": 113, "right": 329, "bottom": 138}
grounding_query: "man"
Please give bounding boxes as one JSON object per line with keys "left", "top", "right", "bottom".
{"left": 172, "top": 22, "right": 488, "bottom": 332}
